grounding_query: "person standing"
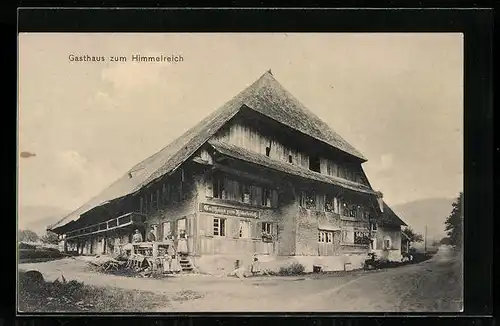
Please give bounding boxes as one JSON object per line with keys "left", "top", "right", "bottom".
{"left": 132, "top": 229, "right": 143, "bottom": 243}
{"left": 177, "top": 230, "right": 188, "bottom": 255}
{"left": 170, "top": 254, "right": 181, "bottom": 273}
{"left": 163, "top": 244, "right": 175, "bottom": 274}
{"left": 147, "top": 226, "right": 156, "bottom": 242}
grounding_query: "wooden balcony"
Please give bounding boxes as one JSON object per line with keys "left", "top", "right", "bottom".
{"left": 65, "top": 212, "right": 146, "bottom": 240}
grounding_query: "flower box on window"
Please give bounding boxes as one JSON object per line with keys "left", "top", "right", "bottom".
{"left": 261, "top": 232, "right": 273, "bottom": 243}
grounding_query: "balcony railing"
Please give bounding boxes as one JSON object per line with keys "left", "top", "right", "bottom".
{"left": 65, "top": 212, "right": 146, "bottom": 240}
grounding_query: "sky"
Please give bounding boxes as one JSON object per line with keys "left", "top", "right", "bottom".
{"left": 18, "top": 33, "right": 464, "bottom": 220}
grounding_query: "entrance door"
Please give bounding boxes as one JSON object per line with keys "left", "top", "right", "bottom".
{"left": 162, "top": 222, "right": 172, "bottom": 240}
{"left": 318, "top": 230, "right": 334, "bottom": 256}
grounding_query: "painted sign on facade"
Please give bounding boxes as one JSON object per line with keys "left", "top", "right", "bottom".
{"left": 199, "top": 203, "right": 260, "bottom": 219}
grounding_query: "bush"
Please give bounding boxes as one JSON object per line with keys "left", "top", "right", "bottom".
{"left": 19, "top": 248, "right": 64, "bottom": 260}
{"left": 278, "top": 262, "right": 305, "bottom": 276}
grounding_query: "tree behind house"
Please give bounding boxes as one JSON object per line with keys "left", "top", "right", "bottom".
{"left": 444, "top": 192, "right": 463, "bottom": 249}
{"left": 18, "top": 229, "right": 40, "bottom": 243}
{"left": 403, "top": 226, "right": 423, "bottom": 247}
{"left": 41, "top": 231, "right": 59, "bottom": 245}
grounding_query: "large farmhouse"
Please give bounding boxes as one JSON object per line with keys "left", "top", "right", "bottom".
{"left": 48, "top": 70, "right": 408, "bottom": 272}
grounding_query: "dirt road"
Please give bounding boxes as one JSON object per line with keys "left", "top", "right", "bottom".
{"left": 284, "top": 246, "right": 463, "bottom": 312}
{"left": 18, "top": 246, "right": 462, "bottom": 312}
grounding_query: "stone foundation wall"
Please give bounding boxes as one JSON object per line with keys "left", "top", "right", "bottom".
{"left": 192, "top": 252, "right": 369, "bottom": 275}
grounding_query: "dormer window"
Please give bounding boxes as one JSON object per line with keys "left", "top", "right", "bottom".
{"left": 309, "top": 155, "right": 320, "bottom": 173}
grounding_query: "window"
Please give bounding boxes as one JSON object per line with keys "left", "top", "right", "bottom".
{"left": 262, "top": 222, "right": 273, "bottom": 235}
{"left": 139, "top": 197, "right": 144, "bottom": 213}
{"left": 239, "top": 220, "right": 251, "bottom": 238}
{"left": 265, "top": 146, "right": 271, "bottom": 157}
{"left": 383, "top": 236, "right": 392, "bottom": 249}
{"left": 288, "top": 154, "right": 293, "bottom": 163}
{"left": 318, "top": 230, "right": 333, "bottom": 243}
{"left": 300, "top": 191, "right": 316, "bottom": 210}
{"left": 241, "top": 184, "right": 251, "bottom": 204}
{"left": 162, "top": 184, "right": 167, "bottom": 202}
{"left": 262, "top": 188, "right": 272, "bottom": 207}
{"left": 213, "top": 218, "right": 226, "bottom": 237}
{"left": 325, "top": 195, "right": 336, "bottom": 212}
{"left": 212, "top": 175, "right": 225, "bottom": 199}
{"left": 371, "top": 222, "right": 378, "bottom": 231}
{"left": 309, "top": 155, "right": 321, "bottom": 173}
{"left": 349, "top": 205, "right": 357, "bottom": 218}
{"left": 340, "top": 202, "right": 348, "bottom": 216}
{"left": 354, "top": 231, "right": 371, "bottom": 245}
{"left": 150, "top": 193, "right": 155, "bottom": 212}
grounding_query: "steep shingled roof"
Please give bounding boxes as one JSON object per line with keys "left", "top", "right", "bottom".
{"left": 208, "top": 140, "right": 375, "bottom": 195}
{"left": 50, "top": 70, "right": 367, "bottom": 232}
{"left": 380, "top": 201, "right": 408, "bottom": 227}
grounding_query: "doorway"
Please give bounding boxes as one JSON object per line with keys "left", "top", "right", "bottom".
{"left": 177, "top": 218, "right": 186, "bottom": 235}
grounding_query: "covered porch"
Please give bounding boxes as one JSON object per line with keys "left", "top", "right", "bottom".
{"left": 64, "top": 212, "right": 147, "bottom": 255}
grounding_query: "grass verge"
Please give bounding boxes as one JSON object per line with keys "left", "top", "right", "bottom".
{"left": 17, "top": 270, "right": 194, "bottom": 312}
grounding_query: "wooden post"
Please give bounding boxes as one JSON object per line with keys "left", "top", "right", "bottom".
{"left": 152, "top": 243, "right": 158, "bottom": 272}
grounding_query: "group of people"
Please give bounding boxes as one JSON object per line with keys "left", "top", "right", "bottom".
{"left": 130, "top": 226, "right": 189, "bottom": 274}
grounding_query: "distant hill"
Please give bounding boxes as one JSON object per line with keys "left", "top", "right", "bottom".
{"left": 392, "top": 197, "right": 455, "bottom": 246}
{"left": 17, "top": 205, "right": 70, "bottom": 237}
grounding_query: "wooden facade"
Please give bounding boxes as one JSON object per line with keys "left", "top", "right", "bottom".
{"left": 52, "top": 71, "right": 390, "bottom": 264}
{"left": 60, "top": 116, "right": 379, "bottom": 260}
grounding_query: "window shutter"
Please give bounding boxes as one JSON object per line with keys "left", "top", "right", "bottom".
{"left": 256, "top": 221, "right": 262, "bottom": 239}
{"left": 271, "top": 189, "right": 278, "bottom": 207}
{"left": 251, "top": 185, "right": 260, "bottom": 206}
{"left": 316, "top": 194, "right": 325, "bottom": 211}
{"left": 205, "top": 215, "right": 213, "bottom": 237}
{"left": 232, "top": 219, "right": 240, "bottom": 238}
{"left": 205, "top": 177, "right": 213, "bottom": 198}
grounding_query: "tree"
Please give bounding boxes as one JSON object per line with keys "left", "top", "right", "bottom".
{"left": 439, "top": 237, "right": 452, "bottom": 245}
{"left": 402, "top": 226, "right": 423, "bottom": 246}
{"left": 18, "top": 229, "right": 39, "bottom": 243}
{"left": 444, "top": 192, "right": 463, "bottom": 248}
{"left": 40, "top": 231, "right": 59, "bottom": 245}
